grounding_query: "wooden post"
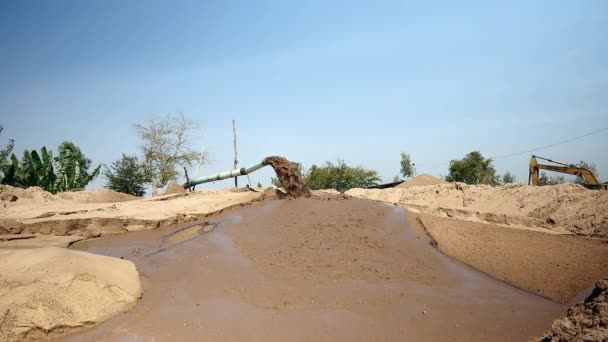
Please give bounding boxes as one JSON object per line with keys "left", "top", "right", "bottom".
{"left": 233, "top": 120, "right": 238, "bottom": 187}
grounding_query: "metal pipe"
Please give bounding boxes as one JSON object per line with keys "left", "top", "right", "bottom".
{"left": 183, "top": 160, "right": 268, "bottom": 189}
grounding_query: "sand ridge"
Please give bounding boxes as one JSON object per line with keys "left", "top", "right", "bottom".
{"left": 347, "top": 182, "right": 608, "bottom": 237}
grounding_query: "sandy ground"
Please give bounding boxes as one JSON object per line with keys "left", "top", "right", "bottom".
{"left": 2, "top": 181, "right": 607, "bottom": 340}
{"left": 418, "top": 214, "right": 608, "bottom": 303}
{"left": 59, "top": 198, "right": 565, "bottom": 342}
{"left": 0, "top": 186, "right": 266, "bottom": 240}
{"left": 0, "top": 247, "right": 141, "bottom": 342}
{"left": 347, "top": 182, "right": 608, "bottom": 237}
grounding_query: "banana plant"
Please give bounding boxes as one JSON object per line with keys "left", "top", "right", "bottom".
{"left": 0, "top": 125, "right": 15, "bottom": 183}
{"left": 30, "top": 147, "right": 56, "bottom": 193}
{"left": 54, "top": 141, "right": 100, "bottom": 192}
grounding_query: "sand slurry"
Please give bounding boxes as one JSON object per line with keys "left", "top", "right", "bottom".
{"left": 0, "top": 247, "right": 141, "bottom": 342}
{"left": 59, "top": 198, "right": 564, "bottom": 342}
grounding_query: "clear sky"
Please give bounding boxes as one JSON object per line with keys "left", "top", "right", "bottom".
{"left": 1, "top": 0, "right": 607, "bottom": 190}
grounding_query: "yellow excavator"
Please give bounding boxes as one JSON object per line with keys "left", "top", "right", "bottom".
{"left": 529, "top": 155, "right": 607, "bottom": 190}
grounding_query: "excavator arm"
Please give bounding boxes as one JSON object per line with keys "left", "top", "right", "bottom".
{"left": 529, "top": 155, "right": 606, "bottom": 190}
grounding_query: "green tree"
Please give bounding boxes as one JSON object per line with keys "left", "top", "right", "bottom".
{"left": 445, "top": 151, "right": 499, "bottom": 185}
{"left": 1, "top": 147, "right": 56, "bottom": 192}
{"left": 134, "top": 113, "right": 201, "bottom": 196}
{"left": 0, "top": 125, "right": 15, "bottom": 183}
{"left": 104, "top": 154, "right": 148, "bottom": 196}
{"left": 393, "top": 175, "right": 402, "bottom": 183}
{"left": 538, "top": 172, "right": 567, "bottom": 186}
{"left": 54, "top": 141, "right": 100, "bottom": 192}
{"left": 400, "top": 152, "right": 415, "bottom": 179}
{"left": 256, "top": 181, "right": 263, "bottom": 188}
{"left": 306, "top": 159, "right": 380, "bottom": 192}
{"left": 501, "top": 171, "right": 516, "bottom": 184}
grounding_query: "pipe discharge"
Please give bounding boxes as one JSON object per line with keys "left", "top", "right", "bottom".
{"left": 183, "top": 160, "right": 268, "bottom": 189}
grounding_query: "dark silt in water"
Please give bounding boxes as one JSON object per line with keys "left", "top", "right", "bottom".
{"left": 59, "top": 198, "right": 564, "bottom": 342}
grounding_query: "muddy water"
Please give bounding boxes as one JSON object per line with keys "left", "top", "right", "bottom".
{"left": 60, "top": 198, "right": 564, "bottom": 341}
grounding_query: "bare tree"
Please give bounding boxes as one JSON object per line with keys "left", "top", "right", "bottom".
{"left": 133, "top": 113, "right": 202, "bottom": 195}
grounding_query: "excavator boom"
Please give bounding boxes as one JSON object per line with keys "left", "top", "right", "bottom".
{"left": 529, "top": 155, "right": 606, "bottom": 190}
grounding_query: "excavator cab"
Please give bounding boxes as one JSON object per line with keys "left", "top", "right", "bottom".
{"left": 528, "top": 155, "right": 607, "bottom": 190}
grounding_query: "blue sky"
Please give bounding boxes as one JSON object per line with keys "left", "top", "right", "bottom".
{"left": 1, "top": 0, "right": 607, "bottom": 189}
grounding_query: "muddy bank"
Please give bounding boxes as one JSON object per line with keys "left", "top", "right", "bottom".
{"left": 61, "top": 198, "right": 563, "bottom": 341}
{"left": 418, "top": 214, "right": 608, "bottom": 303}
{"left": 535, "top": 279, "right": 608, "bottom": 341}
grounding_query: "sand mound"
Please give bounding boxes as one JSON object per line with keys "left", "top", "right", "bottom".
{"left": 56, "top": 189, "right": 138, "bottom": 203}
{"left": 0, "top": 185, "right": 56, "bottom": 207}
{"left": 397, "top": 174, "right": 447, "bottom": 188}
{"left": 1, "top": 186, "right": 136, "bottom": 208}
{"left": 162, "top": 183, "right": 187, "bottom": 195}
{"left": 347, "top": 183, "right": 608, "bottom": 237}
{"left": 264, "top": 156, "right": 311, "bottom": 198}
{"left": 0, "top": 247, "right": 141, "bottom": 342}
{"left": 535, "top": 279, "right": 608, "bottom": 341}
{"left": 1, "top": 187, "right": 265, "bottom": 240}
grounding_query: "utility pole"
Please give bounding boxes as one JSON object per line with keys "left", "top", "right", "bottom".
{"left": 233, "top": 119, "right": 238, "bottom": 188}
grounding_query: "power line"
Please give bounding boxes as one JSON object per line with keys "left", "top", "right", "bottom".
{"left": 416, "top": 127, "right": 608, "bottom": 167}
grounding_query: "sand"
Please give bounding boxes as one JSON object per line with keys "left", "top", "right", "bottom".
{"left": 0, "top": 186, "right": 265, "bottom": 239}
{"left": 0, "top": 247, "right": 141, "bottom": 342}
{"left": 418, "top": 214, "right": 608, "bottom": 303}
{"left": 347, "top": 182, "right": 608, "bottom": 237}
{"left": 60, "top": 198, "right": 564, "bottom": 341}
{"left": 535, "top": 279, "right": 608, "bottom": 341}
{"left": 397, "top": 174, "right": 448, "bottom": 188}
{"left": 264, "top": 156, "right": 311, "bottom": 198}
{"left": 162, "top": 183, "right": 187, "bottom": 195}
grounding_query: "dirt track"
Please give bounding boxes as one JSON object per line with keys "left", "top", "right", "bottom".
{"left": 60, "top": 198, "right": 564, "bottom": 341}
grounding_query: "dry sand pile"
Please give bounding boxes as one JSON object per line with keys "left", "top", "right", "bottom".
{"left": 0, "top": 186, "right": 137, "bottom": 208}
{"left": 397, "top": 174, "right": 448, "bottom": 188}
{"left": 0, "top": 186, "right": 265, "bottom": 243}
{"left": 347, "top": 182, "right": 608, "bottom": 237}
{"left": 535, "top": 279, "right": 608, "bottom": 341}
{"left": 264, "top": 156, "right": 311, "bottom": 198}
{"left": 56, "top": 189, "right": 138, "bottom": 203}
{"left": 0, "top": 247, "right": 141, "bottom": 342}
{"left": 162, "top": 183, "right": 187, "bottom": 195}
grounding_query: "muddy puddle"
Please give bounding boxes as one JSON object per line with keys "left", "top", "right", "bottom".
{"left": 60, "top": 198, "right": 564, "bottom": 341}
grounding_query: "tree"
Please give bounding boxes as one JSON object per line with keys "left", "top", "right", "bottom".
{"left": 306, "top": 159, "right": 381, "bottom": 192}
{"left": 104, "top": 154, "right": 148, "bottom": 197}
{"left": 134, "top": 113, "right": 201, "bottom": 196}
{"left": 0, "top": 125, "right": 15, "bottom": 183}
{"left": 393, "top": 175, "right": 402, "bottom": 183}
{"left": 1, "top": 147, "right": 56, "bottom": 192}
{"left": 538, "top": 172, "right": 566, "bottom": 186}
{"left": 445, "top": 151, "right": 499, "bottom": 185}
{"left": 256, "top": 181, "right": 262, "bottom": 188}
{"left": 54, "top": 141, "right": 101, "bottom": 192}
{"left": 574, "top": 160, "right": 599, "bottom": 185}
{"left": 501, "top": 171, "right": 516, "bottom": 184}
{"left": 400, "top": 152, "right": 415, "bottom": 179}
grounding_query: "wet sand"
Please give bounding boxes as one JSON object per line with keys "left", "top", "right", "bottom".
{"left": 61, "top": 198, "right": 565, "bottom": 341}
